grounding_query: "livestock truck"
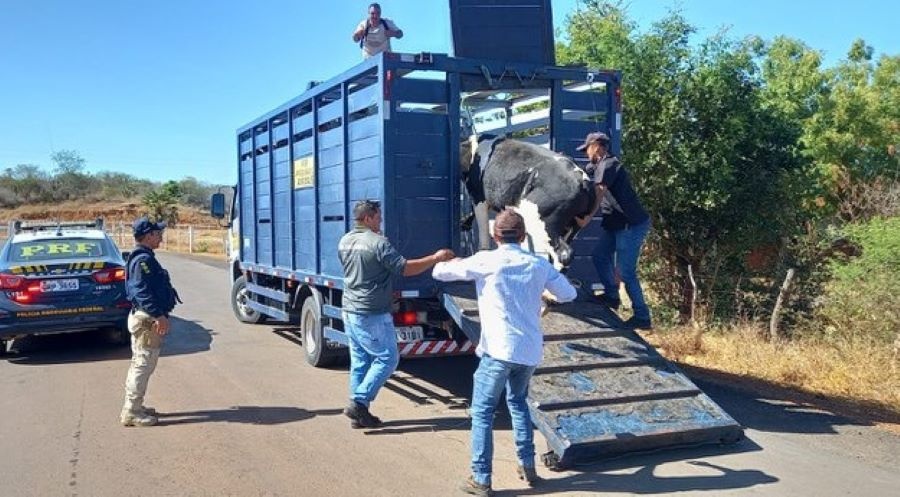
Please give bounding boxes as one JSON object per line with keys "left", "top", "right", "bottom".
{"left": 210, "top": 1, "right": 741, "bottom": 469}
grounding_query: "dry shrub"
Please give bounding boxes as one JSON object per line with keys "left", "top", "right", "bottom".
{"left": 644, "top": 323, "right": 900, "bottom": 412}
{"left": 835, "top": 173, "right": 900, "bottom": 222}
{"left": 647, "top": 325, "right": 704, "bottom": 362}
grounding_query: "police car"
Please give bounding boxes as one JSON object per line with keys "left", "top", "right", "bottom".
{"left": 0, "top": 219, "right": 131, "bottom": 354}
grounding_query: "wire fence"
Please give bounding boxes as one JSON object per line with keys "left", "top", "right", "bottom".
{"left": 104, "top": 222, "right": 229, "bottom": 256}
{"left": 0, "top": 223, "right": 229, "bottom": 258}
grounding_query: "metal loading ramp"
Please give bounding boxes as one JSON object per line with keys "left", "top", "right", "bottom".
{"left": 442, "top": 286, "right": 744, "bottom": 469}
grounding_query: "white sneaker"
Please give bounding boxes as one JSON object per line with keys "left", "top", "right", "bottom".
{"left": 120, "top": 412, "right": 158, "bottom": 427}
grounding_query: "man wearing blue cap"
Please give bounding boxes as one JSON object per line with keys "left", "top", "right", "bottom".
{"left": 120, "top": 217, "right": 181, "bottom": 427}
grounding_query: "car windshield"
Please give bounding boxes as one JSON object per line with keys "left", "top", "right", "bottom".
{"left": 8, "top": 238, "right": 109, "bottom": 262}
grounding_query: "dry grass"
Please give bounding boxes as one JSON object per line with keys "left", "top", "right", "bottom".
{"left": 643, "top": 324, "right": 900, "bottom": 421}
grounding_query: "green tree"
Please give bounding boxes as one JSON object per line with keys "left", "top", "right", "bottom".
{"left": 50, "top": 150, "right": 91, "bottom": 201}
{"left": 177, "top": 176, "right": 218, "bottom": 208}
{"left": 142, "top": 180, "right": 183, "bottom": 226}
{"left": 759, "top": 37, "right": 826, "bottom": 124}
{"left": 558, "top": 2, "right": 807, "bottom": 320}
{"left": 2, "top": 164, "right": 51, "bottom": 203}
{"left": 805, "top": 40, "right": 900, "bottom": 221}
{"left": 756, "top": 36, "right": 830, "bottom": 221}
{"left": 93, "top": 171, "right": 154, "bottom": 201}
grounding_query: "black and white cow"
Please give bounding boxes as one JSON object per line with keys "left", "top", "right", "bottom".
{"left": 460, "top": 134, "right": 596, "bottom": 268}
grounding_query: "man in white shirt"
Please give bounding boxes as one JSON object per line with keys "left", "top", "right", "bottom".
{"left": 352, "top": 2, "right": 403, "bottom": 59}
{"left": 432, "top": 209, "right": 577, "bottom": 496}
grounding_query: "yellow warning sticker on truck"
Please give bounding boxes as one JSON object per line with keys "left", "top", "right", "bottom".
{"left": 293, "top": 156, "right": 315, "bottom": 189}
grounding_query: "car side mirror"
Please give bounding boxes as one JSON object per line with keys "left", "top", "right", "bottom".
{"left": 210, "top": 193, "right": 226, "bottom": 219}
{"left": 121, "top": 251, "right": 131, "bottom": 260}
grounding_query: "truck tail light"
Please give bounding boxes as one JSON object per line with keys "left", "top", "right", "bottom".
{"left": 93, "top": 267, "right": 126, "bottom": 284}
{"left": 393, "top": 311, "right": 426, "bottom": 326}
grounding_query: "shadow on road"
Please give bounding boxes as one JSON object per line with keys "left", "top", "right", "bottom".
{"left": 363, "top": 415, "right": 471, "bottom": 435}
{"left": 157, "top": 406, "right": 343, "bottom": 426}
{"left": 682, "top": 364, "right": 900, "bottom": 433}
{"left": 270, "top": 327, "right": 305, "bottom": 348}
{"left": 5, "top": 316, "right": 214, "bottom": 365}
{"left": 389, "top": 355, "right": 477, "bottom": 406}
{"left": 499, "top": 455, "right": 777, "bottom": 496}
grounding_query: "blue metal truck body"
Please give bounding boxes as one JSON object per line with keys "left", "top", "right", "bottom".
{"left": 223, "top": 50, "right": 742, "bottom": 468}
{"left": 235, "top": 52, "right": 621, "bottom": 297}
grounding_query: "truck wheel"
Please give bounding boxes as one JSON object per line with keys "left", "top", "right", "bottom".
{"left": 301, "top": 297, "right": 336, "bottom": 367}
{"left": 0, "top": 340, "right": 7, "bottom": 356}
{"left": 231, "top": 276, "right": 265, "bottom": 324}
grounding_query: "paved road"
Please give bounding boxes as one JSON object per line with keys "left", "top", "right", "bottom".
{"left": 1, "top": 253, "right": 898, "bottom": 496}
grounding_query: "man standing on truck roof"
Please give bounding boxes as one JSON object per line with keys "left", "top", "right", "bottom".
{"left": 120, "top": 217, "right": 181, "bottom": 427}
{"left": 432, "top": 208, "right": 577, "bottom": 496}
{"left": 352, "top": 2, "right": 403, "bottom": 59}
{"left": 338, "top": 199, "right": 454, "bottom": 429}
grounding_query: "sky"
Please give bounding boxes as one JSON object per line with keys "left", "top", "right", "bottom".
{"left": 0, "top": 0, "right": 896, "bottom": 186}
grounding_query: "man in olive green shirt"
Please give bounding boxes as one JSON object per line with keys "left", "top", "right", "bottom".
{"left": 338, "top": 199, "right": 454, "bottom": 428}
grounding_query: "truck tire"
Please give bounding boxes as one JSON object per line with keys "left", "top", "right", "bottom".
{"left": 0, "top": 339, "right": 7, "bottom": 356}
{"left": 301, "top": 297, "right": 336, "bottom": 367}
{"left": 231, "top": 276, "right": 265, "bottom": 324}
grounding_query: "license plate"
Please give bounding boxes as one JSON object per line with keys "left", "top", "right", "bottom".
{"left": 40, "top": 279, "right": 79, "bottom": 292}
{"left": 396, "top": 326, "right": 424, "bottom": 343}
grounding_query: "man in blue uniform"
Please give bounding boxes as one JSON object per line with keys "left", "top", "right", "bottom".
{"left": 120, "top": 217, "right": 181, "bottom": 427}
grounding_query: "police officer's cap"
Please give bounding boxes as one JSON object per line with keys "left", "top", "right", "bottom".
{"left": 133, "top": 216, "right": 167, "bottom": 237}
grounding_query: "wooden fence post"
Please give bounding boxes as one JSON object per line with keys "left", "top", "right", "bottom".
{"left": 687, "top": 264, "right": 698, "bottom": 327}
{"left": 769, "top": 268, "right": 796, "bottom": 342}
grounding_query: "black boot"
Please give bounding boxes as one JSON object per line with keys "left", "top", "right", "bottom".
{"left": 343, "top": 401, "right": 383, "bottom": 429}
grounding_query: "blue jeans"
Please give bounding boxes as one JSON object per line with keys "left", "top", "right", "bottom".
{"left": 470, "top": 354, "right": 536, "bottom": 486}
{"left": 343, "top": 312, "right": 399, "bottom": 408}
{"left": 592, "top": 218, "right": 652, "bottom": 320}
